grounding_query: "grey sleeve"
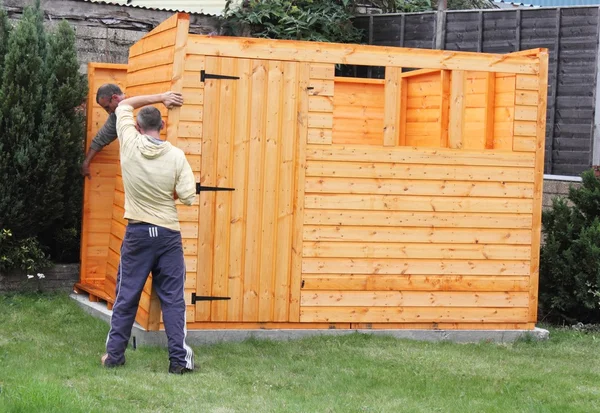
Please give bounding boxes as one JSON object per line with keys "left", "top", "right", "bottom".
{"left": 89, "top": 113, "right": 118, "bottom": 152}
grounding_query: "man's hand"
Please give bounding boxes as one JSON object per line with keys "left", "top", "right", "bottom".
{"left": 162, "top": 92, "right": 184, "bottom": 109}
{"left": 81, "top": 161, "right": 92, "bottom": 179}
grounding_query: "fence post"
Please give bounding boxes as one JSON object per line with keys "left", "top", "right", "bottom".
{"left": 592, "top": 7, "right": 600, "bottom": 168}
{"left": 435, "top": 10, "right": 446, "bottom": 50}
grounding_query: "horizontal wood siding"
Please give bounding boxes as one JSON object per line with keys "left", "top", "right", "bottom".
{"left": 301, "top": 145, "right": 535, "bottom": 324}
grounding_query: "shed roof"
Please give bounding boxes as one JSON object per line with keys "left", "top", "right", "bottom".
{"left": 82, "top": 0, "right": 228, "bottom": 16}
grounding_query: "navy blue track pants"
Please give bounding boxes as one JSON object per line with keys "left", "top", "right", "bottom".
{"left": 105, "top": 223, "right": 194, "bottom": 369}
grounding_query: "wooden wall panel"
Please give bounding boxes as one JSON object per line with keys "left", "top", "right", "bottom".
{"left": 334, "top": 78, "right": 384, "bottom": 145}
{"left": 80, "top": 63, "right": 127, "bottom": 290}
{"left": 301, "top": 144, "right": 536, "bottom": 324}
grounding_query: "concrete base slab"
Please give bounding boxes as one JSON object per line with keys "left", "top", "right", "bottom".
{"left": 70, "top": 292, "right": 549, "bottom": 346}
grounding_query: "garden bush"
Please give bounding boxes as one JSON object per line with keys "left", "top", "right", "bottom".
{"left": 539, "top": 169, "right": 600, "bottom": 324}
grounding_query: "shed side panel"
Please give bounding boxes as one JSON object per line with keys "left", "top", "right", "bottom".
{"left": 80, "top": 63, "right": 127, "bottom": 292}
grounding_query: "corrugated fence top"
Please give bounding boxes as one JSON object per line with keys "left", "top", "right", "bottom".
{"left": 82, "top": 0, "right": 228, "bottom": 16}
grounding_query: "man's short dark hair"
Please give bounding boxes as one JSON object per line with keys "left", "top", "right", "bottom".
{"left": 96, "top": 84, "right": 123, "bottom": 103}
{"left": 137, "top": 107, "right": 163, "bottom": 132}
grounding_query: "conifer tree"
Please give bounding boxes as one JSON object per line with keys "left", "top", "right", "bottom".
{"left": 0, "top": 8, "right": 44, "bottom": 238}
{"left": 38, "top": 20, "right": 87, "bottom": 260}
{"left": 0, "top": 4, "right": 11, "bottom": 76}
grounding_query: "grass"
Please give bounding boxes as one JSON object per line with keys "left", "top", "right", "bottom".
{"left": 0, "top": 293, "right": 599, "bottom": 413}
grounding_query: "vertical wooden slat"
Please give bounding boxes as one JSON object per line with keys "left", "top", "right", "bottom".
{"left": 400, "top": 15, "right": 405, "bottom": 47}
{"left": 546, "top": 8, "right": 562, "bottom": 173}
{"left": 440, "top": 70, "right": 451, "bottom": 148}
{"left": 529, "top": 50, "right": 549, "bottom": 323}
{"left": 383, "top": 67, "right": 401, "bottom": 147}
{"left": 274, "top": 61, "right": 299, "bottom": 322}
{"left": 258, "top": 60, "right": 283, "bottom": 321}
{"left": 399, "top": 78, "right": 408, "bottom": 146}
{"left": 515, "top": 10, "right": 521, "bottom": 52}
{"left": 591, "top": 10, "right": 600, "bottom": 166}
{"left": 165, "top": 14, "right": 189, "bottom": 146}
{"left": 449, "top": 70, "right": 465, "bottom": 149}
{"left": 243, "top": 60, "right": 268, "bottom": 321}
{"left": 211, "top": 57, "right": 236, "bottom": 322}
{"left": 196, "top": 56, "right": 220, "bottom": 322}
{"left": 477, "top": 11, "right": 484, "bottom": 53}
{"left": 227, "top": 58, "right": 252, "bottom": 321}
{"left": 484, "top": 72, "right": 496, "bottom": 149}
{"left": 289, "top": 63, "right": 310, "bottom": 322}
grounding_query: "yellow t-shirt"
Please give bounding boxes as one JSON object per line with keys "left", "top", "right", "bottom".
{"left": 115, "top": 104, "right": 196, "bottom": 231}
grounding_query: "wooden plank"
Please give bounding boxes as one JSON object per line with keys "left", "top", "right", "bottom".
{"left": 178, "top": 121, "right": 203, "bottom": 138}
{"left": 187, "top": 36, "right": 539, "bottom": 74}
{"left": 303, "top": 226, "right": 532, "bottom": 244}
{"left": 310, "top": 63, "right": 335, "bottom": 80}
{"left": 258, "top": 59, "right": 284, "bottom": 321}
{"left": 514, "top": 105, "right": 538, "bottom": 122}
{"left": 484, "top": 72, "right": 496, "bottom": 149}
{"left": 309, "top": 95, "right": 334, "bottom": 112}
{"left": 516, "top": 90, "right": 538, "bottom": 106}
{"left": 129, "top": 26, "right": 178, "bottom": 58}
{"left": 440, "top": 70, "right": 451, "bottom": 148}
{"left": 196, "top": 56, "right": 220, "bottom": 322}
{"left": 211, "top": 57, "right": 236, "bottom": 322}
{"left": 303, "top": 210, "right": 532, "bottom": 229}
{"left": 304, "top": 177, "right": 534, "bottom": 198}
{"left": 515, "top": 75, "right": 539, "bottom": 91}
{"left": 398, "top": 79, "right": 408, "bottom": 146}
{"left": 274, "top": 61, "right": 299, "bottom": 322}
{"left": 165, "top": 15, "right": 190, "bottom": 148}
{"left": 301, "top": 291, "right": 529, "bottom": 307}
{"left": 529, "top": 51, "right": 549, "bottom": 323}
{"left": 127, "top": 64, "right": 173, "bottom": 87}
{"left": 305, "top": 194, "right": 533, "bottom": 213}
{"left": 302, "top": 258, "right": 530, "bottom": 276}
{"left": 300, "top": 307, "right": 529, "bottom": 323}
{"left": 301, "top": 274, "right": 529, "bottom": 292}
{"left": 513, "top": 137, "right": 537, "bottom": 152}
{"left": 243, "top": 59, "right": 268, "bottom": 322}
{"left": 306, "top": 145, "right": 536, "bottom": 167}
{"left": 383, "top": 67, "right": 402, "bottom": 147}
{"left": 308, "top": 128, "right": 333, "bottom": 144}
{"left": 334, "top": 76, "right": 385, "bottom": 85}
{"left": 308, "top": 79, "right": 334, "bottom": 97}
{"left": 305, "top": 161, "right": 535, "bottom": 182}
{"left": 302, "top": 242, "right": 531, "bottom": 260}
{"left": 307, "top": 113, "right": 333, "bottom": 130}
{"left": 227, "top": 58, "right": 252, "bottom": 322}
{"left": 289, "top": 63, "right": 310, "bottom": 322}
{"left": 128, "top": 47, "right": 175, "bottom": 72}
{"left": 514, "top": 121, "right": 537, "bottom": 137}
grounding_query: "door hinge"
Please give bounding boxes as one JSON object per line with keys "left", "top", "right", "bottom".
{"left": 196, "top": 184, "right": 235, "bottom": 194}
{"left": 201, "top": 70, "right": 240, "bottom": 82}
{"left": 191, "top": 293, "right": 231, "bottom": 304}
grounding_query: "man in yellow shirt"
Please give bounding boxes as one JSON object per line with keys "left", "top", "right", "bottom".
{"left": 101, "top": 92, "right": 197, "bottom": 374}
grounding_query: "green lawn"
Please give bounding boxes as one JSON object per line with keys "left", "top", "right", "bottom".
{"left": 0, "top": 293, "right": 599, "bottom": 413}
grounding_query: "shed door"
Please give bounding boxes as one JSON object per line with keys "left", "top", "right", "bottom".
{"left": 195, "top": 56, "right": 304, "bottom": 323}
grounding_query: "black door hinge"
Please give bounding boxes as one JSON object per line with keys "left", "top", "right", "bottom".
{"left": 201, "top": 70, "right": 240, "bottom": 82}
{"left": 191, "top": 293, "right": 231, "bottom": 304}
{"left": 196, "top": 184, "right": 235, "bottom": 194}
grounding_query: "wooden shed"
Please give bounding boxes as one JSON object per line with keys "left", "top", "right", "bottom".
{"left": 77, "top": 13, "right": 549, "bottom": 332}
